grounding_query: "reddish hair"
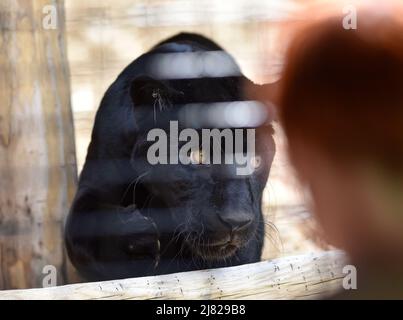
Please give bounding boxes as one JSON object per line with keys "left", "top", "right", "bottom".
{"left": 279, "top": 12, "right": 403, "bottom": 171}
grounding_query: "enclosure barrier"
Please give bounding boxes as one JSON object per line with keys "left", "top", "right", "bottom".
{"left": 0, "top": 250, "right": 346, "bottom": 300}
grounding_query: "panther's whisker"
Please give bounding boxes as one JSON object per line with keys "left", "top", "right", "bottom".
{"left": 141, "top": 194, "right": 154, "bottom": 210}
{"left": 263, "top": 223, "right": 283, "bottom": 252}
{"left": 132, "top": 171, "right": 150, "bottom": 204}
{"left": 118, "top": 176, "right": 141, "bottom": 206}
{"left": 158, "top": 223, "right": 186, "bottom": 258}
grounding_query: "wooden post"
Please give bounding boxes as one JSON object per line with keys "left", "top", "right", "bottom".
{"left": 0, "top": 0, "right": 77, "bottom": 289}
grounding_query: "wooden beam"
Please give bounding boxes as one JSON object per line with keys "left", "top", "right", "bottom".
{"left": 0, "top": 250, "right": 347, "bottom": 300}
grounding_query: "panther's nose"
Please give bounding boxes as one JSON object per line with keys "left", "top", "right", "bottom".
{"left": 219, "top": 215, "right": 252, "bottom": 233}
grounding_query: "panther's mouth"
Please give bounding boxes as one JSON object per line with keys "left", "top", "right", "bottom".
{"left": 191, "top": 241, "right": 240, "bottom": 260}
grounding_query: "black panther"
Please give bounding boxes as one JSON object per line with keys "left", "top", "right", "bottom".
{"left": 65, "top": 33, "right": 276, "bottom": 281}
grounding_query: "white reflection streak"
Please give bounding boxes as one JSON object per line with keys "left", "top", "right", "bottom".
{"left": 179, "top": 101, "right": 269, "bottom": 128}
{"left": 148, "top": 51, "right": 242, "bottom": 79}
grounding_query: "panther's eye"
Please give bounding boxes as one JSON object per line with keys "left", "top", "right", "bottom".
{"left": 189, "top": 149, "right": 207, "bottom": 165}
{"left": 250, "top": 155, "right": 262, "bottom": 170}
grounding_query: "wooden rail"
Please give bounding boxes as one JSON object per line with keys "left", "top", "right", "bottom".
{"left": 0, "top": 250, "right": 346, "bottom": 300}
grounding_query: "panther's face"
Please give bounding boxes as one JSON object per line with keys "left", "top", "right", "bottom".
{"left": 129, "top": 48, "right": 276, "bottom": 260}
{"left": 137, "top": 133, "right": 275, "bottom": 260}
{"left": 174, "top": 135, "right": 274, "bottom": 261}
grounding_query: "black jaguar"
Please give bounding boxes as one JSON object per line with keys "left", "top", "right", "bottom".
{"left": 65, "top": 33, "right": 276, "bottom": 281}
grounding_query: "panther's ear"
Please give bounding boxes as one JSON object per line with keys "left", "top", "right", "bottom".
{"left": 129, "top": 75, "right": 170, "bottom": 108}
{"left": 244, "top": 79, "right": 282, "bottom": 122}
{"left": 129, "top": 76, "right": 183, "bottom": 128}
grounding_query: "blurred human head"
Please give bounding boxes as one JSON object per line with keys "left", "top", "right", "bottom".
{"left": 278, "top": 8, "right": 403, "bottom": 265}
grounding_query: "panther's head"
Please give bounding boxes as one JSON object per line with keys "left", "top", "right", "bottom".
{"left": 128, "top": 35, "right": 276, "bottom": 260}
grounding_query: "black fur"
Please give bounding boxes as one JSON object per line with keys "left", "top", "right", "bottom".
{"left": 65, "top": 33, "right": 275, "bottom": 281}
